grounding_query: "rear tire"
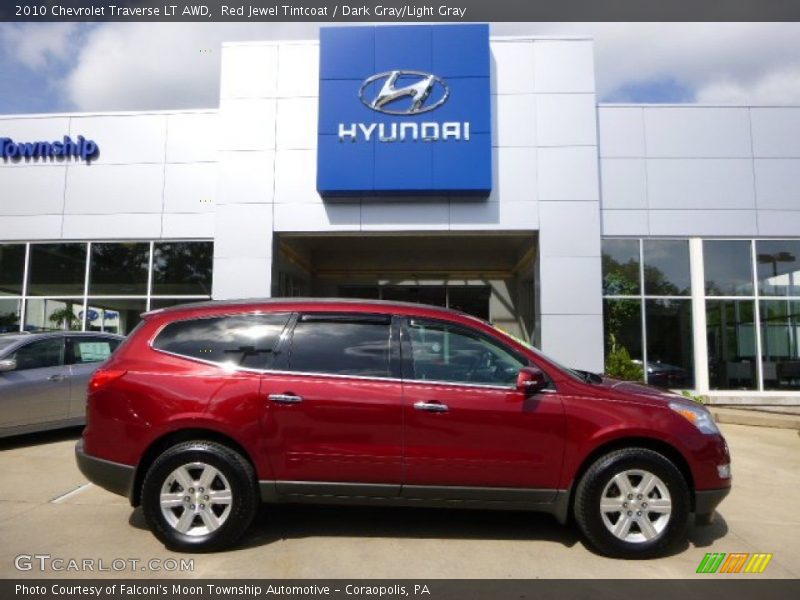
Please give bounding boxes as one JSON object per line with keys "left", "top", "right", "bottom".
{"left": 141, "top": 441, "right": 258, "bottom": 552}
{"left": 573, "top": 447, "right": 690, "bottom": 558}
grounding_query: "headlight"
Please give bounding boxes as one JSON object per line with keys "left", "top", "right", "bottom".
{"left": 668, "top": 401, "right": 720, "bottom": 435}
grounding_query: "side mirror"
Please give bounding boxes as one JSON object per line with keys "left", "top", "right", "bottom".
{"left": 0, "top": 358, "right": 17, "bottom": 373}
{"left": 516, "top": 366, "right": 548, "bottom": 395}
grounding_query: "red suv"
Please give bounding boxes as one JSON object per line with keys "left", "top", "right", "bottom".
{"left": 76, "top": 299, "right": 730, "bottom": 557}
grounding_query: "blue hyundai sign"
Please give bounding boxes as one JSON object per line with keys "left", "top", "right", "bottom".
{"left": 317, "top": 25, "right": 492, "bottom": 197}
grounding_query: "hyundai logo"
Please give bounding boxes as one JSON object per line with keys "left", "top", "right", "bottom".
{"left": 359, "top": 70, "right": 449, "bottom": 115}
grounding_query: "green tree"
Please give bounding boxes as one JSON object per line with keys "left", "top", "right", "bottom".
{"left": 48, "top": 306, "right": 79, "bottom": 331}
{"left": 605, "top": 334, "right": 644, "bottom": 381}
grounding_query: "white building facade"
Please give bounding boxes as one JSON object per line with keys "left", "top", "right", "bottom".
{"left": 1, "top": 25, "right": 799, "bottom": 404}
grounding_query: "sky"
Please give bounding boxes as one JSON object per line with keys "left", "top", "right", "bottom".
{"left": 1, "top": 22, "right": 800, "bottom": 114}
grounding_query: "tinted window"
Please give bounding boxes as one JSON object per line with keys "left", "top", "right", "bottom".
{"left": 72, "top": 337, "right": 121, "bottom": 364}
{"left": 148, "top": 298, "right": 207, "bottom": 311}
{"left": 643, "top": 240, "right": 691, "bottom": 296}
{"left": 706, "top": 300, "right": 757, "bottom": 390}
{"left": 24, "top": 299, "right": 82, "bottom": 332}
{"left": 84, "top": 299, "right": 146, "bottom": 335}
{"left": 27, "top": 243, "right": 87, "bottom": 296}
{"left": 756, "top": 240, "right": 800, "bottom": 297}
{"left": 603, "top": 299, "right": 643, "bottom": 362}
{"left": 760, "top": 300, "right": 800, "bottom": 391}
{"left": 12, "top": 338, "right": 65, "bottom": 370}
{"left": 151, "top": 242, "right": 213, "bottom": 296}
{"left": 153, "top": 314, "right": 290, "bottom": 369}
{"left": 0, "top": 299, "right": 21, "bottom": 333}
{"left": 704, "top": 240, "right": 753, "bottom": 296}
{"left": 407, "top": 319, "right": 525, "bottom": 386}
{"left": 645, "top": 299, "right": 694, "bottom": 388}
{"left": 0, "top": 244, "right": 25, "bottom": 296}
{"left": 289, "top": 316, "right": 391, "bottom": 378}
{"left": 89, "top": 243, "right": 150, "bottom": 295}
{"left": 602, "top": 239, "right": 640, "bottom": 295}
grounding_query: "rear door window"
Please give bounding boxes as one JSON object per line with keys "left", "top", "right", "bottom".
{"left": 288, "top": 315, "right": 391, "bottom": 378}
{"left": 71, "top": 337, "right": 121, "bottom": 364}
{"left": 153, "top": 313, "right": 291, "bottom": 369}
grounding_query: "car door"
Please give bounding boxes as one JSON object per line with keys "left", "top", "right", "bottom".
{"left": 67, "top": 336, "right": 122, "bottom": 418}
{"left": 0, "top": 336, "right": 70, "bottom": 428}
{"left": 400, "top": 317, "right": 565, "bottom": 497}
{"left": 260, "top": 313, "right": 403, "bottom": 495}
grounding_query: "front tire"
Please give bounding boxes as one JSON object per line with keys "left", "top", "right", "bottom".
{"left": 141, "top": 441, "right": 258, "bottom": 552}
{"left": 573, "top": 447, "right": 690, "bottom": 558}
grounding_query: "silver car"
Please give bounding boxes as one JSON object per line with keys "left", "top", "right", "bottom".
{"left": 0, "top": 332, "right": 123, "bottom": 438}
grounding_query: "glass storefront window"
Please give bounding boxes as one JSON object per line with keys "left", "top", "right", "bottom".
{"left": 0, "top": 298, "right": 21, "bottom": 333}
{"left": 24, "top": 299, "right": 82, "bottom": 332}
{"left": 0, "top": 244, "right": 25, "bottom": 296}
{"left": 338, "top": 286, "right": 381, "bottom": 299}
{"left": 706, "top": 300, "right": 757, "bottom": 390}
{"left": 27, "top": 243, "right": 87, "bottom": 296}
{"left": 756, "top": 240, "right": 800, "bottom": 297}
{"left": 448, "top": 287, "right": 491, "bottom": 321}
{"left": 760, "top": 300, "right": 800, "bottom": 391}
{"left": 0, "top": 240, "right": 211, "bottom": 334}
{"left": 89, "top": 243, "right": 150, "bottom": 296}
{"left": 643, "top": 240, "right": 691, "bottom": 296}
{"left": 645, "top": 299, "right": 694, "bottom": 388}
{"left": 604, "top": 237, "right": 800, "bottom": 392}
{"left": 382, "top": 285, "right": 448, "bottom": 308}
{"left": 603, "top": 299, "right": 642, "bottom": 362}
{"left": 149, "top": 298, "right": 208, "bottom": 311}
{"left": 152, "top": 242, "right": 213, "bottom": 296}
{"left": 85, "top": 299, "right": 147, "bottom": 335}
{"left": 704, "top": 240, "right": 754, "bottom": 296}
{"left": 601, "top": 239, "right": 640, "bottom": 295}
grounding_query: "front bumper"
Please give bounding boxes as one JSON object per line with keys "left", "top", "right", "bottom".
{"left": 75, "top": 440, "right": 135, "bottom": 499}
{"left": 694, "top": 486, "right": 731, "bottom": 525}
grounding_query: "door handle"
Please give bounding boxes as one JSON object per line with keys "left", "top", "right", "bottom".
{"left": 414, "top": 400, "right": 449, "bottom": 413}
{"left": 48, "top": 374, "right": 67, "bottom": 381}
{"left": 268, "top": 393, "right": 303, "bottom": 404}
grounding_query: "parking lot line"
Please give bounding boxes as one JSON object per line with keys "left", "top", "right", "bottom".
{"left": 50, "top": 483, "right": 93, "bottom": 504}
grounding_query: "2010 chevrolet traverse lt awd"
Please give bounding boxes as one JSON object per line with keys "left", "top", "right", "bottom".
{"left": 76, "top": 299, "right": 731, "bottom": 557}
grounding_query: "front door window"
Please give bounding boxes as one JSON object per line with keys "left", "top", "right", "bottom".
{"left": 406, "top": 319, "right": 525, "bottom": 387}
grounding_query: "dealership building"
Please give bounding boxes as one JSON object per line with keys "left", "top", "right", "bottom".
{"left": 1, "top": 24, "right": 800, "bottom": 403}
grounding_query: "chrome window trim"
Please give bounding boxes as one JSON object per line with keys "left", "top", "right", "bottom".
{"left": 146, "top": 310, "right": 558, "bottom": 392}
{"left": 147, "top": 346, "right": 542, "bottom": 391}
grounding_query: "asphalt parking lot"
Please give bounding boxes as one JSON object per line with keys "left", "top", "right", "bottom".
{"left": 0, "top": 423, "right": 798, "bottom": 579}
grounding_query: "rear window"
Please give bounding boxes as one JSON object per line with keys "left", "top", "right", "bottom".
{"left": 153, "top": 313, "right": 290, "bottom": 369}
{"left": 288, "top": 315, "right": 391, "bottom": 378}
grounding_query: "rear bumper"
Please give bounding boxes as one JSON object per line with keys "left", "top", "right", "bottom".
{"left": 694, "top": 486, "right": 731, "bottom": 524}
{"left": 75, "top": 440, "right": 135, "bottom": 499}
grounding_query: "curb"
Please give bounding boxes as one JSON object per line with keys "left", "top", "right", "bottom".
{"left": 709, "top": 408, "right": 800, "bottom": 431}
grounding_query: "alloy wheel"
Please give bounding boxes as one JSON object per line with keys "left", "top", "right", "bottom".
{"left": 599, "top": 469, "right": 672, "bottom": 543}
{"left": 159, "top": 462, "right": 233, "bottom": 536}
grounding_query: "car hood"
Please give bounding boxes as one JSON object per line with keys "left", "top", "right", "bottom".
{"left": 595, "top": 377, "right": 686, "bottom": 405}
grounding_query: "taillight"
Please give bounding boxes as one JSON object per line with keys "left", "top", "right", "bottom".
{"left": 89, "top": 369, "right": 127, "bottom": 392}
